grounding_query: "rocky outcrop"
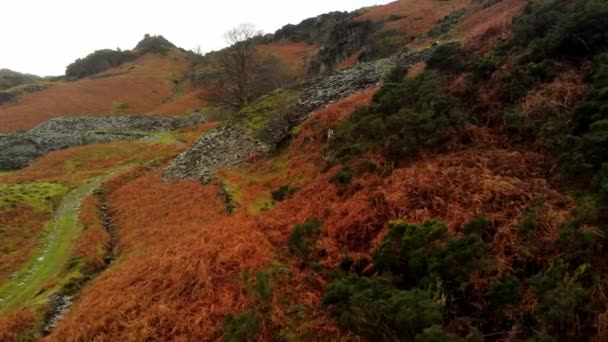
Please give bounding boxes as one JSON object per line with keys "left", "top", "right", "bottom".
{"left": 163, "top": 125, "right": 270, "bottom": 182}
{"left": 0, "top": 113, "right": 207, "bottom": 170}
{"left": 309, "top": 20, "right": 378, "bottom": 74}
{"left": 164, "top": 47, "right": 437, "bottom": 181}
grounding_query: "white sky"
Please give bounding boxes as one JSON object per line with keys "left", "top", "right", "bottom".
{"left": 1, "top": 0, "right": 393, "bottom": 77}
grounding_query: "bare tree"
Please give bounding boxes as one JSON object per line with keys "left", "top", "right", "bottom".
{"left": 213, "top": 23, "right": 263, "bottom": 108}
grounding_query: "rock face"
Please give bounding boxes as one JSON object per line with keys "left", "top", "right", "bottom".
{"left": 309, "top": 20, "right": 378, "bottom": 74}
{"left": 0, "top": 113, "right": 206, "bottom": 170}
{"left": 164, "top": 47, "right": 436, "bottom": 181}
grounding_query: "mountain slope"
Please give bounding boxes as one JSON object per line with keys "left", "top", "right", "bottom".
{"left": 4, "top": 0, "right": 608, "bottom": 341}
{"left": 0, "top": 50, "right": 193, "bottom": 133}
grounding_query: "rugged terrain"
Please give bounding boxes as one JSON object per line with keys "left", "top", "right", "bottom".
{"left": 2, "top": 0, "right": 608, "bottom": 341}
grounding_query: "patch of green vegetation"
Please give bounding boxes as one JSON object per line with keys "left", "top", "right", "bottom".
{"left": 323, "top": 276, "right": 445, "bottom": 341}
{"left": 249, "top": 195, "right": 274, "bottom": 215}
{"left": 507, "top": 0, "right": 608, "bottom": 60}
{"left": 427, "top": 43, "right": 470, "bottom": 74}
{"left": 222, "top": 264, "right": 291, "bottom": 341}
{"left": 111, "top": 101, "right": 131, "bottom": 115}
{"left": 321, "top": 212, "right": 606, "bottom": 340}
{"left": 288, "top": 218, "right": 323, "bottom": 259}
{"left": 428, "top": 9, "right": 467, "bottom": 38}
{"left": 222, "top": 310, "right": 261, "bottom": 342}
{"left": 229, "top": 89, "right": 300, "bottom": 143}
{"left": 334, "top": 70, "right": 461, "bottom": 162}
{"left": 330, "top": 167, "right": 352, "bottom": 185}
{"left": 66, "top": 49, "right": 136, "bottom": 80}
{"left": 0, "top": 182, "right": 69, "bottom": 211}
{"left": 270, "top": 184, "right": 298, "bottom": 202}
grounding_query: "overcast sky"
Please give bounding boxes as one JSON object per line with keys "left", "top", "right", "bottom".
{"left": 1, "top": 0, "right": 393, "bottom": 76}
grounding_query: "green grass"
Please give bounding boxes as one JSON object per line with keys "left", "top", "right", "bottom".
{"left": 229, "top": 89, "right": 300, "bottom": 142}
{"left": 0, "top": 182, "right": 69, "bottom": 211}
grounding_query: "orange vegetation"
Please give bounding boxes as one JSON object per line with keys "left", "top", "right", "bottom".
{"left": 0, "top": 50, "right": 194, "bottom": 133}
{"left": 358, "top": 0, "right": 472, "bottom": 36}
{"left": 456, "top": 0, "right": 528, "bottom": 51}
{"left": 0, "top": 310, "right": 36, "bottom": 341}
{"left": 0, "top": 205, "right": 50, "bottom": 282}
{"left": 0, "top": 141, "right": 180, "bottom": 185}
{"left": 337, "top": 51, "right": 362, "bottom": 69}
{"left": 46, "top": 172, "right": 274, "bottom": 340}
{"left": 72, "top": 195, "right": 110, "bottom": 274}
{"left": 43, "top": 89, "right": 573, "bottom": 340}
{"left": 406, "top": 61, "right": 427, "bottom": 79}
{"left": 260, "top": 42, "right": 317, "bottom": 69}
{"left": 146, "top": 87, "right": 209, "bottom": 116}
{"left": 519, "top": 69, "right": 589, "bottom": 115}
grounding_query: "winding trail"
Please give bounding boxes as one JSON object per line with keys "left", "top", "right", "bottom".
{"left": 0, "top": 175, "right": 110, "bottom": 313}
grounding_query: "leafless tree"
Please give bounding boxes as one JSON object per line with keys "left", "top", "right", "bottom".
{"left": 213, "top": 23, "right": 263, "bottom": 108}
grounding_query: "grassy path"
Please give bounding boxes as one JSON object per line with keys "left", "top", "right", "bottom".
{"left": 0, "top": 176, "right": 108, "bottom": 313}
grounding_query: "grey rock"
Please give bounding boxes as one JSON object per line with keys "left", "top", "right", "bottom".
{"left": 0, "top": 113, "right": 207, "bottom": 170}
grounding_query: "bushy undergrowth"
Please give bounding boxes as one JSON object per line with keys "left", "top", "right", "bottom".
{"left": 288, "top": 218, "right": 323, "bottom": 258}
{"left": 334, "top": 70, "right": 461, "bottom": 162}
{"left": 507, "top": 0, "right": 608, "bottom": 60}
{"left": 322, "top": 216, "right": 606, "bottom": 340}
{"left": 66, "top": 49, "right": 136, "bottom": 79}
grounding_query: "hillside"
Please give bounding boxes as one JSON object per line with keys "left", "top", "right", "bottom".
{"left": 2, "top": 0, "right": 608, "bottom": 341}
{"left": 0, "top": 70, "right": 41, "bottom": 91}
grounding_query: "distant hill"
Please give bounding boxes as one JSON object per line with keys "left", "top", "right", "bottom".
{"left": 0, "top": 69, "right": 41, "bottom": 91}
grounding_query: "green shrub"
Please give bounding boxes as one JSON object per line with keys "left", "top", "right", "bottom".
{"left": 323, "top": 276, "right": 444, "bottom": 341}
{"left": 222, "top": 310, "right": 261, "bottom": 342}
{"left": 287, "top": 218, "right": 323, "bottom": 257}
{"left": 509, "top": 0, "right": 608, "bottom": 59}
{"left": 427, "top": 43, "right": 469, "bottom": 73}
{"left": 486, "top": 275, "right": 521, "bottom": 308}
{"left": 374, "top": 220, "right": 487, "bottom": 289}
{"left": 415, "top": 325, "right": 464, "bottom": 342}
{"left": 335, "top": 71, "right": 461, "bottom": 162}
{"left": 66, "top": 49, "right": 136, "bottom": 79}
{"left": 135, "top": 34, "right": 176, "bottom": 54}
{"left": 428, "top": 9, "right": 467, "bottom": 38}
{"left": 530, "top": 261, "right": 591, "bottom": 331}
{"left": 330, "top": 167, "right": 352, "bottom": 185}
{"left": 501, "top": 61, "right": 556, "bottom": 103}
{"left": 271, "top": 184, "right": 297, "bottom": 202}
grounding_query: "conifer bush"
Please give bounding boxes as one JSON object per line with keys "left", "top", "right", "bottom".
{"left": 287, "top": 218, "right": 323, "bottom": 258}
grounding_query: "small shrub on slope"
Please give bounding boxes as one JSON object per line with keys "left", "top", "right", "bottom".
{"left": 288, "top": 218, "right": 323, "bottom": 258}
{"left": 323, "top": 276, "right": 444, "bottom": 341}
{"left": 270, "top": 184, "right": 298, "bottom": 202}
{"left": 530, "top": 261, "right": 591, "bottom": 334}
{"left": 222, "top": 311, "right": 261, "bottom": 342}
{"left": 507, "top": 0, "right": 608, "bottom": 59}
{"left": 335, "top": 70, "right": 461, "bottom": 162}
